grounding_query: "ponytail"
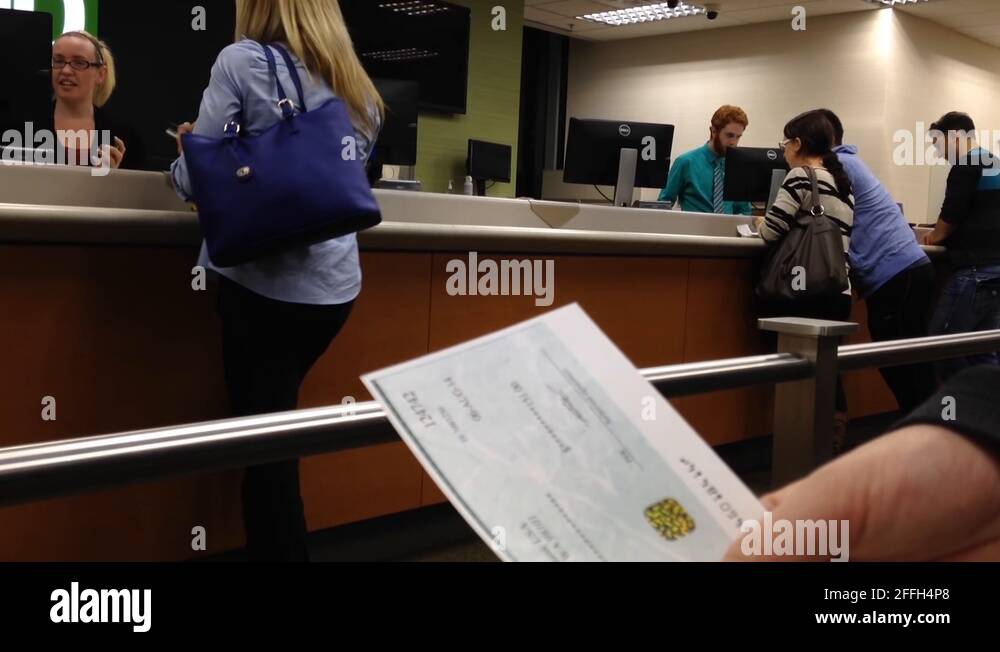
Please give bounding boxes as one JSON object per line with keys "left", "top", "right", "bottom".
{"left": 821, "top": 151, "right": 853, "bottom": 202}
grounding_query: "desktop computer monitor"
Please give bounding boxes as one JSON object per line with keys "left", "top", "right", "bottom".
{"left": 368, "top": 79, "right": 419, "bottom": 187}
{"left": 0, "top": 9, "right": 53, "bottom": 137}
{"left": 723, "top": 146, "right": 790, "bottom": 205}
{"left": 467, "top": 139, "right": 511, "bottom": 196}
{"left": 372, "top": 79, "right": 418, "bottom": 166}
{"left": 562, "top": 117, "right": 674, "bottom": 205}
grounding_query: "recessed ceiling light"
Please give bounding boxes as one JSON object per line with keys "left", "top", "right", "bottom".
{"left": 578, "top": 2, "right": 707, "bottom": 26}
{"left": 362, "top": 47, "right": 439, "bottom": 62}
{"left": 862, "top": 0, "right": 938, "bottom": 6}
{"left": 378, "top": 1, "right": 452, "bottom": 17}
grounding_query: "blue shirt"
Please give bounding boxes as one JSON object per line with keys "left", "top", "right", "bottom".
{"left": 171, "top": 40, "right": 377, "bottom": 305}
{"left": 658, "top": 144, "right": 752, "bottom": 215}
{"left": 834, "top": 145, "right": 929, "bottom": 298}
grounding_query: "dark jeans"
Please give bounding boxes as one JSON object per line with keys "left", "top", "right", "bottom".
{"left": 928, "top": 264, "right": 1000, "bottom": 381}
{"left": 758, "top": 293, "right": 853, "bottom": 413}
{"left": 865, "top": 262, "right": 937, "bottom": 414}
{"left": 216, "top": 275, "right": 354, "bottom": 562}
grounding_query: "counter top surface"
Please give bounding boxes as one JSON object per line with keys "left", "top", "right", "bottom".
{"left": 0, "top": 165, "right": 944, "bottom": 258}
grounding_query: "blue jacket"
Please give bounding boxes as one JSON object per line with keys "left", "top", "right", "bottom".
{"left": 834, "top": 145, "right": 929, "bottom": 298}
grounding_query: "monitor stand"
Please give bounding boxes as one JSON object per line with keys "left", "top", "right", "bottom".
{"left": 375, "top": 164, "right": 422, "bottom": 191}
{"left": 766, "top": 168, "right": 786, "bottom": 211}
{"left": 613, "top": 147, "right": 638, "bottom": 207}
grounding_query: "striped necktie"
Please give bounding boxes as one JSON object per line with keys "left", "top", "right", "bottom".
{"left": 713, "top": 159, "right": 725, "bottom": 214}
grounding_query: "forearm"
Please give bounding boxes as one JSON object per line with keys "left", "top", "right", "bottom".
{"left": 924, "top": 219, "right": 956, "bottom": 246}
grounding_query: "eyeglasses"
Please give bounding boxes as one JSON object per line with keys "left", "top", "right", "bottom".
{"left": 52, "top": 59, "right": 104, "bottom": 71}
{"left": 778, "top": 138, "right": 793, "bottom": 149}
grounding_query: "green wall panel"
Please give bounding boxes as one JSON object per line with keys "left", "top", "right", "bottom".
{"left": 30, "top": 0, "right": 99, "bottom": 39}
{"left": 414, "top": 0, "right": 523, "bottom": 197}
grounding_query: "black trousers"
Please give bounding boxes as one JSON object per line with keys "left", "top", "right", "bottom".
{"left": 865, "top": 262, "right": 937, "bottom": 414}
{"left": 216, "top": 275, "right": 354, "bottom": 562}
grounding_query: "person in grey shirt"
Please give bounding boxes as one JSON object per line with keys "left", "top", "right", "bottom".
{"left": 170, "top": 0, "right": 384, "bottom": 562}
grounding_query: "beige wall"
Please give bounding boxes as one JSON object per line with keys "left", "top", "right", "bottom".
{"left": 884, "top": 9, "right": 1000, "bottom": 221}
{"left": 566, "top": 8, "right": 1000, "bottom": 222}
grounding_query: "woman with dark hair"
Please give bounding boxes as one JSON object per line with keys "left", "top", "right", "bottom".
{"left": 754, "top": 109, "right": 855, "bottom": 450}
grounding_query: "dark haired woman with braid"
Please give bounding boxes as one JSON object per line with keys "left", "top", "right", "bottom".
{"left": 754, "top": 109, "right": 856, "bottom": 451}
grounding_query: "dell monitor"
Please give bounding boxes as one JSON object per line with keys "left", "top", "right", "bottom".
{"left": 723, "top": 146, "right": 790, "bottom": 205}
{"left": 0, "top": 9, "right": 52, "bottom": 137}
{"left": 368, "top": 78, "right": 419, "bottom": 187}
{"left": 563, "top": 118, "right": 674, "bottom": 205}
{"left": 467, "top": 139, "right": 512, "bottom": 196}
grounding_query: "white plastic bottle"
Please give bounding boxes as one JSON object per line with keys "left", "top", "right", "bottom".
{"left": 464, "top": 175, "right": 474, "bottom": 196}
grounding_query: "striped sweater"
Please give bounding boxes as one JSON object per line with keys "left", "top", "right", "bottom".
{"left": 760, "top": 166, "right": 855, "bottom": 244}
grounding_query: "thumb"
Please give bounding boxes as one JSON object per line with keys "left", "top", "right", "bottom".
{"left": 722, "top": 458, "right": 868, "bottom": 561}
{"left": 721, "top": 482, "right": 800, "bottom": 561}
{"left": 725, "top": 425, "right": 1000, "bottom": 562}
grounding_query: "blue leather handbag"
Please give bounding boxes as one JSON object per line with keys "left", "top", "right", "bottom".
{"left": 181, "top": 42, "right": 382, "bottom": 267}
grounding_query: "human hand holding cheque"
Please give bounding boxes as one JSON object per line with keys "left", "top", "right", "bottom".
{"left": 361, "top": 304, "right": 763, "bottom": 561}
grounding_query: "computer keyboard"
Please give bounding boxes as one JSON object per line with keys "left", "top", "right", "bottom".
{"left": 633, "top": 200, "right": 675, "bottom": 210}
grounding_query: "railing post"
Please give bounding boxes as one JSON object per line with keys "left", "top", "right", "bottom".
{"left": 759, "top": 317, "right": 859, "bottom": 487}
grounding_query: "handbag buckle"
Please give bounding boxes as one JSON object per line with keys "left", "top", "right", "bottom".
{"left": 277, "top": 98, "right": 296, "bottom": 118}
{"left": 223, "top": 121, "right": 241, "bottom": 137}
{"left": 236, "top": 166, "right": 252, "bottom": 181}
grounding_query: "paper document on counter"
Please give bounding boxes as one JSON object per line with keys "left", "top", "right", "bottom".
{"left": 361, "top": 304, "right": 763, "bottom": 561}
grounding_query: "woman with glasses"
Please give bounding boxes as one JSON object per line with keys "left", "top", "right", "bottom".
{"left": 40, "top": 31, "right": 139, "bottom": 169}
{"left": 754, "top": 110, "right": 856, "bottom": 452}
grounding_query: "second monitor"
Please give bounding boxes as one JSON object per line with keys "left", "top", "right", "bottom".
{"left": 467, "top": 139, "right": 512, "bottom": 196}
{"left": 368, "top": 78, "right": 420, "bottom": 189}
{"left": 723, "top": 146, "right": 790, "bottom": 207}
{"left": 0, "top": 9, "right": 52, "bottom": 136}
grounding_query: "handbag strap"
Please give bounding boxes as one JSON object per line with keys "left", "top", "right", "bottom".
{"left": 801, "top": 165, "right": 826, "bottom": 218}
{"left": 799, "top": 165, "right": 854, "bottom": 236}
{"left": 273, "top": 44, "right": 307, "bottom": 113}
{"left": 261, "top": 42, "right": 307, "bottom": 118}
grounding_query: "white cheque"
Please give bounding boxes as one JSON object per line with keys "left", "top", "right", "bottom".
{"left": 362, "top": 304, "right": 763, "bottom": 561}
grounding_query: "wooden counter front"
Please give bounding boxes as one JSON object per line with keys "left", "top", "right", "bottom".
{"left": 0, "top": 244, "right": 898, "bottom": 560}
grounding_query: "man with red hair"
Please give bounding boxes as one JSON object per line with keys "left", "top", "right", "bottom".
{"left": 659, "top": 105, "right": 753, "bottom": 216}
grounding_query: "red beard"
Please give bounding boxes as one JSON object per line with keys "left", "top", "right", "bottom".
{"left": 712, "top": 132, "right": 728, "bottom": 155}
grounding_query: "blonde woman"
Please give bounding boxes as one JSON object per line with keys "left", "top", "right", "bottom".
{"left": 47, "top": 31, "right": 130, "bottom": 168}
{"left": 171, "top": 0, "right": 384, "bottom": 562}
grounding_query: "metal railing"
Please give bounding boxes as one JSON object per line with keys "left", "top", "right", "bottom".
{"left": 2, "top": 321, "right": 999, "bottom": 506}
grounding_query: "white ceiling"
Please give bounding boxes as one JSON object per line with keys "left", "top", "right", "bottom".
{"left": 523, "top": 0, "right": 1000, "bottom": 48}
{"left": 895, "top": 0, "right": 1000, "bottom": 48}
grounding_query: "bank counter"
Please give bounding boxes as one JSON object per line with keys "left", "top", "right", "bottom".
{"left": 0, "top": 165, "right": 943, "bottom": 561}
